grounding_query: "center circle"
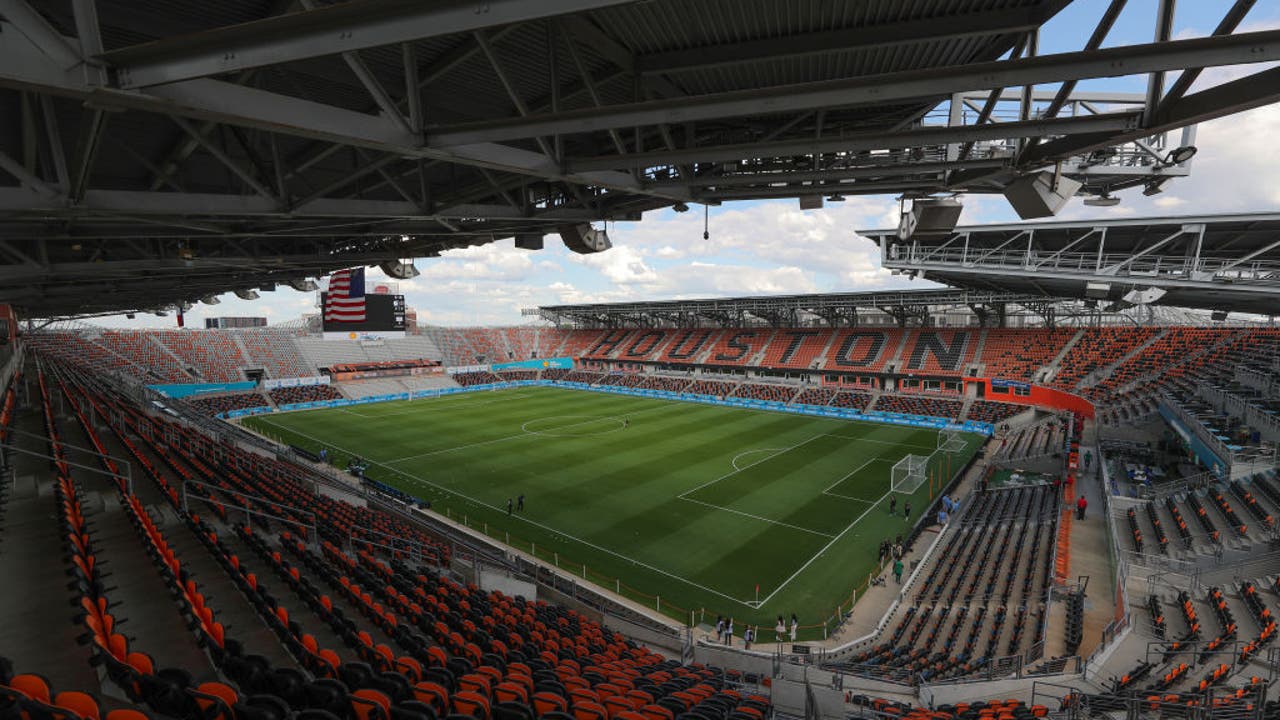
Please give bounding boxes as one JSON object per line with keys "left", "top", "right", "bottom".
{"left": 522, "top": 415, "right": 627, "bottom": 438}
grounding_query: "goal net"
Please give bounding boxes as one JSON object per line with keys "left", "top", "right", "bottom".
{"left": 938, "top": 429, "right": 967, "bottom": 454}
{"left": 890, "top": 454, "right": 928, "bottom": 495}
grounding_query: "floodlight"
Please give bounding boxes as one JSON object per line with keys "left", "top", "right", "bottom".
{"left": 1166, "top": 146, "right": 1197, "bottom": 164}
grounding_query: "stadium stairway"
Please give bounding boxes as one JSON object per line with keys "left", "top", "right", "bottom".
{"left": 0, "top": 396, "right": 103, "bottom": 692}
{"left": 1077, "top": 329, "right": 1170, "bottom": 392}
{"left": 76, "top": 389, "right": 301, "bottom": 671}
{"left": 50, "top": 374, "right": 221, "bottom": 680}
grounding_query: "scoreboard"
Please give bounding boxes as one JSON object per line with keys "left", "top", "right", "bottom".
{"left": 320, "top": 293, "right": 406, "bottom": 333}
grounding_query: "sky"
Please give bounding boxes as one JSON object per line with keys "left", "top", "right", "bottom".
{"left": 99, "top": 0, "right": 1280, "bottom": 329}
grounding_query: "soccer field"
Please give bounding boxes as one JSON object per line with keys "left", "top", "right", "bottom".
{"left": 243, "top": 386, "right": 982, "bottom": 638}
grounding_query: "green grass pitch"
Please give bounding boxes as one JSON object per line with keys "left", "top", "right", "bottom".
{"left": 243, "top": 386, "right": 982, "bottom": 639}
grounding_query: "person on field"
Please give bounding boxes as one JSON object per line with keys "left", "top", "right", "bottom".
{"left": 904, "top": 500, "right": 912, "bottom": 522}
{"left": 726, "top": 617, "right": 735, "bottom": 646}
{"left": 775, "top": 616, "right": 786, "bottom": 643}
{"left": 893, "top": 558, "right": 904, "bottom": 584}
{"left": 517, "top": 494, "right": 524, "bottom": 512}
{"left": 889, "top": 495, "right": 897, "bottom": 515}
{"left": 715, "top": 615, "right": 725, "bottom": 643}
{"left": 744, "top": 625, "right": 755, "bottom": 650}
{"left": 789, "top": 614, "right": 798, "bottom": 642}
{"left": 506, "top": 498, "right": 513, "bottom": 516}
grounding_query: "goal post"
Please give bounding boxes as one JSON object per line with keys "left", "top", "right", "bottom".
{"left": 938, "top": 428, "right": 967, "bottom": 454}
{"left": 890, "top": 454, "right": 928, "bottom": 495}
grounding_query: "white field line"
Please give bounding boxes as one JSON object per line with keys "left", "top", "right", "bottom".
{"left": 679, "top": 496, "right": 835, "bottom": 539}
{"left": 730, "top": 448, "right": 782, "bottom": 471}
{"left": 822, "top": 457, "right": 893, "bottom": 501}
{"left": 677, "top": 433, "right": 828, "bottom": 499}
{"left": 259, "top": 392, "right": 966, "bottom": 610}
{"left": 756, "top": 485, "right": 892, "bottom": 607}
{"left": 271, "top": 426, "right": 760, "bottom": 608}
{"left": 384, "top": 401, "right": 680, "bottom": 464}
{"left": 823, "top": 433, "right": 938, "bottom": 451}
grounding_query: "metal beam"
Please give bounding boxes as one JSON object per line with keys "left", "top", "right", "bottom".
{"left": 426, "top": 30, "right": 1280, "bottom": 146}
{"left": 646, "top": 159, "right": 1008, "bottom": 190}
{"left": 0, "top": 187, "right": 604, "bottom": 221}
{"left": 569, "top": 113, "right": 1139, "bottom": 172}
{"left": 635, "top": 2, "right": 1064, "bottom": 75}
{"left": 1160, "top": 0, "right": 1256, "bottom": 108}
{"left": 1143, "top": 0, "right": 1178, "bottom": 127}
{"left": 1023, "top": 65, "right": 1280, "bottom": 166}
{"left": 170, "top": 116, "right": 275, "bottom": 200}
{"left": 107, "top": 0, "right": 642, "bottom": 88}
{"left": 1042, "top": 0, "right": 1127, "bottom": 120}
{"left": 0, "top": 0, "right": 83, "bottom": 68}
{"left": 1100, "top": 226, "right": 1193, "bottom": 275}
{"left": 0, "top": 150, "right": 58, "bottom": 196}
{"left": 0, "top": 41, "right": 691, "bottom": 202}
{"left": 697, "top": 180, "right": 930, "bottom": 201}
{"left": 1215, "top": 237, "right": 1280, "bottom": 274}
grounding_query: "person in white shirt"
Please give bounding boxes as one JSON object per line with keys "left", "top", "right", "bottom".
{"left": 789, "top": 614, "right": 798, "bottom": 642}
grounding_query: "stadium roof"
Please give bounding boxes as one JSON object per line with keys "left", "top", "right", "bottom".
{"left": 529, "top": 288, "right": 1069, "bottom": 327}
{"left": 864, "top": 212, "right": 1280, "bottom": 316}
{"left": 2, "top": 0, "right": 1279, "bottom": 318}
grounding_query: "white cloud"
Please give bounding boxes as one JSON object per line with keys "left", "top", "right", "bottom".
{"left": 420, "top": 243, "right": 536, "bottom": 282}
{"left": 567, "top": 244, "right": 659, "bottom": 285}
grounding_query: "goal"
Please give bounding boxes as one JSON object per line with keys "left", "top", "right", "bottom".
{"left": 890, "top": 454, "right": 928, "bottom": 495}
{"left": 938, "top": 428, "right": 967, "bottom": 454}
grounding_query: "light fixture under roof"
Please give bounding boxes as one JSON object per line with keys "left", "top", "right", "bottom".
{"left": 1083, "top": 193, "right": 1121, "bottom": 207}
{"left": 826, "top": 193, "right": 846, "bottom": 202}
{"left": 1166, "top": 146, "right": 1198, "bottom": 165}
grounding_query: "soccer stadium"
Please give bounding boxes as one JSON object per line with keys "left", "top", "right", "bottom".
{"left": 2, "top": 2, "right": 1280, "bottom": 720}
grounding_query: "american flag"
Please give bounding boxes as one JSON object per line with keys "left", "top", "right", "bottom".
{"left": 323, "top": 268, "right": 366, "bottom": 322}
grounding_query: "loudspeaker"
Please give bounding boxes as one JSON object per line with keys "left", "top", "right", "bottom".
{"left": 558, "top": 224, "right": 611, "bottom": 254}
{"left": 514, "top": 233, "right": 544, "bottom": 251}
{"left": 897, "top": 198, "right": 964, "bottom": 239}
{"left": 798, "top": 195, "right": 823, "bottom": 210}
{"left": 379, "top": 260, "right": 420, "bottom": 279}
{"left": 1003, "top": 171, "right": 1082, "bottom": 219}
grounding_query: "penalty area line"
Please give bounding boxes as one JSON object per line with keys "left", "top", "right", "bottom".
{"left": 677, "top": 496, "right": 835, "bottom": 539}
{"left": 756, "top": 485, "right": 891, "bottom": 607}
